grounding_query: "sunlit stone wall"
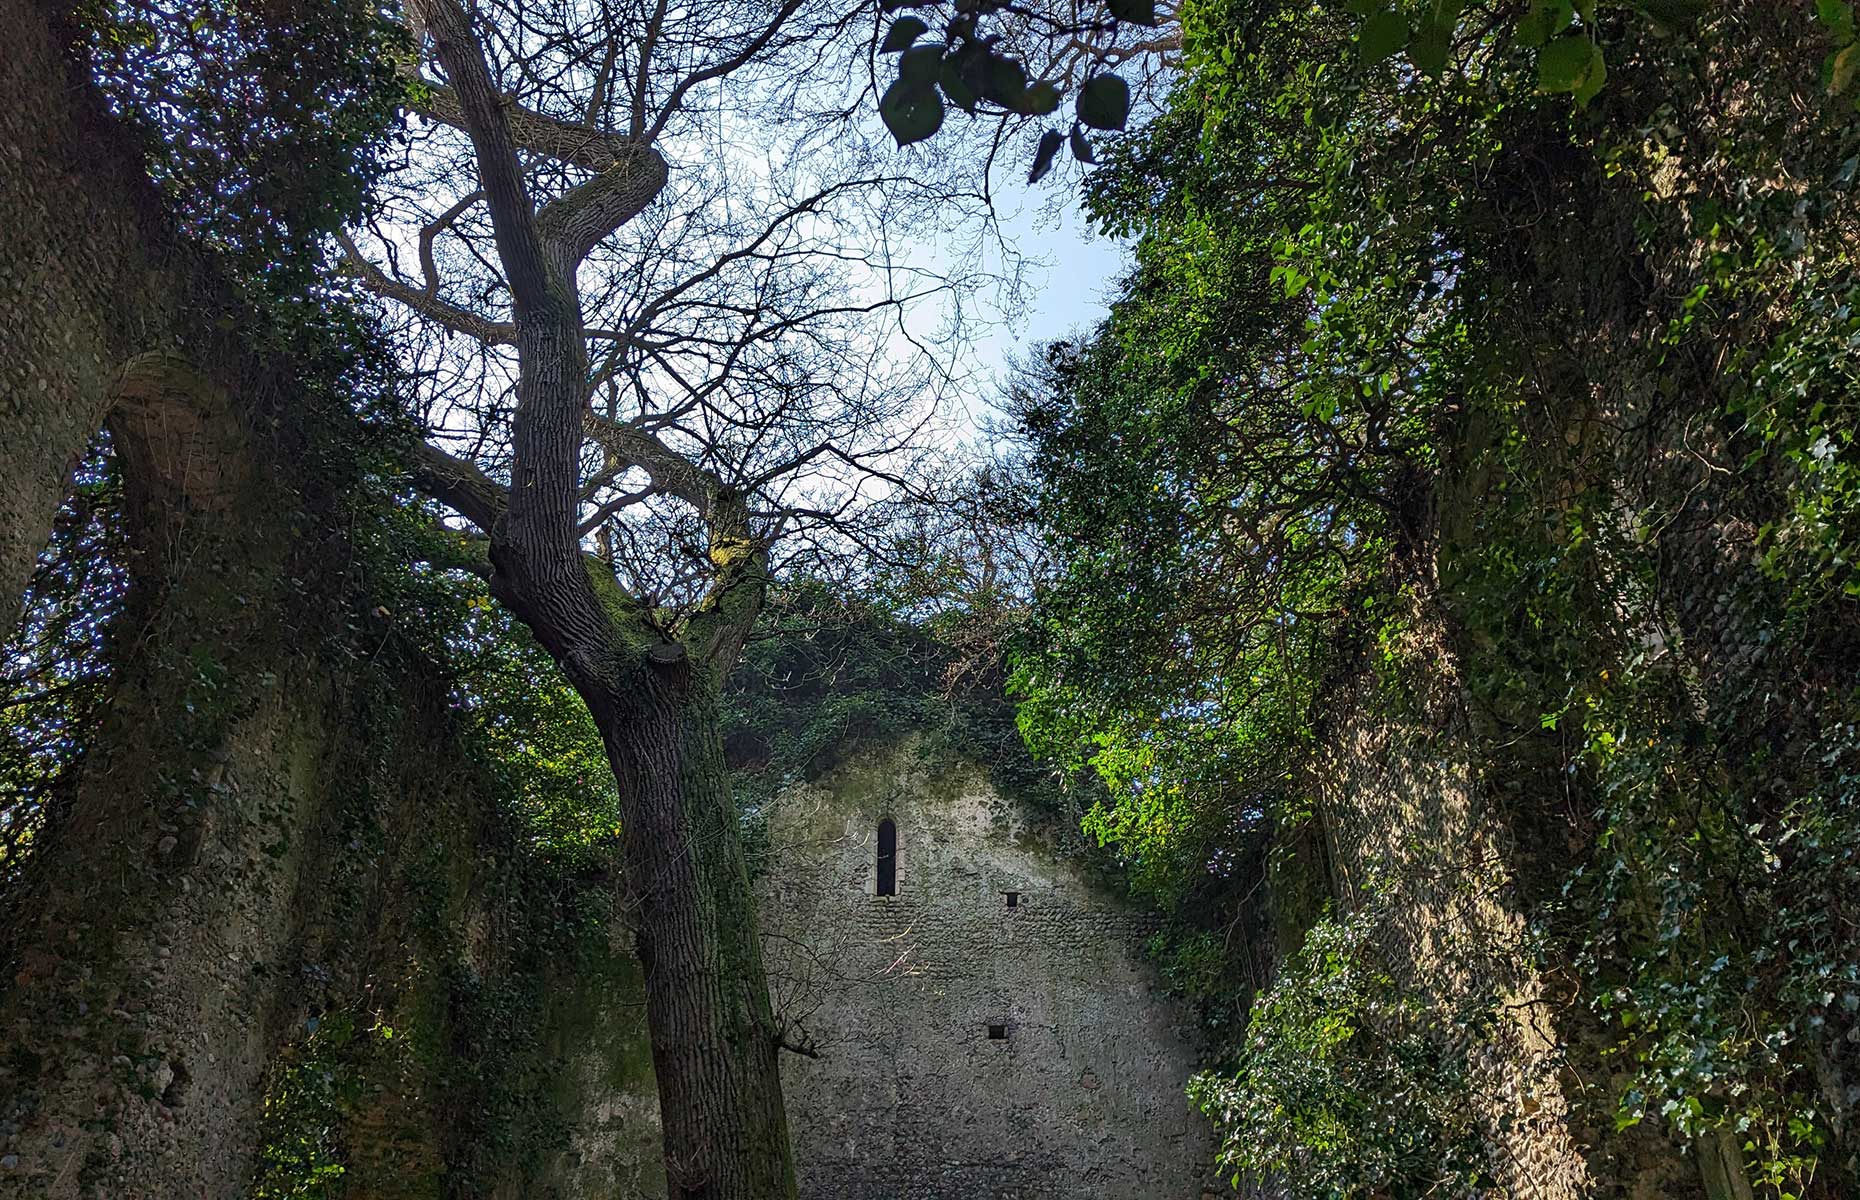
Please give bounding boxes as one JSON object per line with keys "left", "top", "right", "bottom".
{"left": 755, "top": 738, "right": 1218, "bottom": 1199}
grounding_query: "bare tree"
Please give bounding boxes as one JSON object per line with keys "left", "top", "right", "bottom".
{"left": 334, "top": 0, "right": 993, "bottom": 1193}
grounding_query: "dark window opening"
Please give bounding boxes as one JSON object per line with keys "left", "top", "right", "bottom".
{"left": 987, "top": 1024, "right": 1008, "bottom": 1040}
{"left": 876, "top": 818, "right": 897, "bottom": 897}
{"left": 1004, "top": 891, "right": 1020, "bottom": 908}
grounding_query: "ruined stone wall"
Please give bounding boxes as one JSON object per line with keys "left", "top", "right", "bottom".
{"left": 0, "top": 7, "right": 1207, "bottom": 1193}
{"left": 1307, "top": 621, "right": 1596, "bottom": 1200}
{"left": 0, "top": 3, "right": 657, "bottom": 1192}
{"left": 756, "top": 738, "right": 1217, "bottom": 1200}
{"left": 1303, "top": 607, "right": 1702, "bottom": 1199}
{"left": 0, "top": 0, "right": 200, "bottom": 634}
{"left": 0, "top": 589, "right": 660, "bottom": 1199}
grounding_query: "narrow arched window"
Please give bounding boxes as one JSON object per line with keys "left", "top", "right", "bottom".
{"left": 876, "top": 818, "right": 897, "bottom": 897}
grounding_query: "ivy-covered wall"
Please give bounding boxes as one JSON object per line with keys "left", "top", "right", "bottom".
{"left": 1280, "top": 602, "right": 1701, "bottom": 1198}
{"left": 0, "top": 2, "right": 655, "bottom": 1192}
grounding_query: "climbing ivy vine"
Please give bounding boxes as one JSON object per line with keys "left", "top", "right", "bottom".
{"left": 1007, "top": 0, "right": 1860, "bottom": 1194}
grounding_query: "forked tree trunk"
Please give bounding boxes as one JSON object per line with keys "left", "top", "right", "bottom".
{"left": 591, "top": 664, "right": 796, "bottom": 1200}
{"left": 399, "top": 5, "right": 801, "bottom": 1190}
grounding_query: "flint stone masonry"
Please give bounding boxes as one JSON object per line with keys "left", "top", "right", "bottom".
{"left": 755, "top": 740, "right": 1216, "bottom": 1199}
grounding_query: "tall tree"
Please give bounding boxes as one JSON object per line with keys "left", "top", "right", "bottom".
{"left": 334, "top": 0, "right": 978, "bottom": 1194}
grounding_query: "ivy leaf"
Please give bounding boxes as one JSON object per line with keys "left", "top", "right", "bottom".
{"left": 1408, "top": 19, "right": 1452, "bottom": 77}
{"left": 1017, "top": 80, "right": 1062, "bottom": 116}
{"left": 1029, "top": 128, "right": 1064, "bottom": 183}
{"left": 880, "top": 16, "right": 929, "bottom": 53}
{"left": 1537, "top": 34, "right": 1595, "bottom": 93}
{"left": 880, "top": 78, "right": 945, "bottom": 145}
{"left": 898, "top": 44, "right": 943, "bottom": 87}
{"left": 1070, "top": 125, "right": 1097, "bottom": 164}
{"left": 1076, "top": 74, "right": 1130, "bottom": 130}
{"left": 1107, "top": 0, "right": 1160, "bottom": 25}
{"left": 1357, "top": 9, "right": 1410, "bottom": 66}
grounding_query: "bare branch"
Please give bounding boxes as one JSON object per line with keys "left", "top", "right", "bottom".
{"left": 643, "top": 0, "right": 810, "bottom": 143}
{"left": 418, "top": 189, "right": 483, "bottom": 297}
{"left": 336, "top": 230, "right": 517, "bottom": 345}
{"left": 407, "top": 0, "right": 554, "bottom": 312}
{"left": 408, "top": 438, "right": 509, "bottom": 534}
{"left": 577, "top": 485, "right": 660, "bottom": 536}
{"left": 536, "top": 146, "right": 671, "bottom": 268}
{"left": 411, "top": 77, "right": 645, "bottom": 172}
{"left": 582, "top": 409, "right": 723, "bottom": 512}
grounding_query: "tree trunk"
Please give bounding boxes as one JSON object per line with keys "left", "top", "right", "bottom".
{"left": 592, "top": 660, "right": 797, "bottom": 1200}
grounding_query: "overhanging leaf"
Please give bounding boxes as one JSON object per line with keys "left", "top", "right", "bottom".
{"left": 1069, "top": 125, "right": 1097, "bottom": 164}
{"left": 1357, "top": 9, "right": 1410, "bottom": 65}
{"left": 1537, "top": 33, "right": 1594, "bottom": 93}
{"left": 880, "top": 78, "right": 944, "bottom": 145}
{"left": 1017, "top": 80, "right": 1061, "bottom": 116}
{"left": 1029, "top": 128, "right": 1064, "bottom": 183}
{"left": 898, "top": 43, "right": 943, "bottom": 86}
{"left": 880, "top": 16, "right": 928, "bottom": 53}
{"left": 982, "top": 54, "right": 1029, "bottom": 107}
{"left": 1573, "top": 42, "right": 1607, "bottom": 105}
{"left": 1408, "top": 19, "right": 1452, "bottom": 77}
{"left": 940, "top": 59, "right": 979, "bottom": 111}
{"left": 1108, "top": 0, "right": 1160, "bottom": 25}
{"left": 1076, "top": 73, "right": 1130, "bottom": 131}
{"left": 1518, "top": 0, "right": 1575, "bottom": 48}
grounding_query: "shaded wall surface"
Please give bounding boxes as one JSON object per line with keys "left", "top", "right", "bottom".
{"left": 0, "top": 2, "right": 656, "bottom": 1194}
{"left": 756, "top": 741, "right": 1217, "bottom": 1199}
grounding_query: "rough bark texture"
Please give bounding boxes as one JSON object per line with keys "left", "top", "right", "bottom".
{"left": 404, "top": 2, "right": 799, "bottom": 1191}
{"left": 603, "top": 672, "right": 797, "bottom": 1198}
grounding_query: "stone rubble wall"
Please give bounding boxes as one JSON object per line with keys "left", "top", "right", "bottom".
{"left": 756, "top": 740, "right": 1219, "bottom": 1200}
{"left": 0, "top": 2, "right": 656, "bottom": 1193}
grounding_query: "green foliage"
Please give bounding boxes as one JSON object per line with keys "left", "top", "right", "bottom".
{"left": 382, "top": 544, "right": 623, "bottom": 860}
{"left": 723, "top": 579, "right": 1055, "bottom": 826}
{"left": 1007, "top": 0, "right": 1860, "bottom": 1192}
{"left": 1190, "top": 905, "right": 1490, "bottom": 1198}
{"left": 870, "top": 0, "right": 1153, "bottom": 170}
{"left": 77, "top": 0, "right": 410, "bottom": 289}
{"left": 254, "top": 1015, "right": 363, "bottom": 1199}
{"left": 0, "top": 437, "right": 126, "bottom": 893}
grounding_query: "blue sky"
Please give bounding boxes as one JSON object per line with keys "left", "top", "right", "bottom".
{"left": 1007, "top": 199, "right": 1128, "bottom": 349}
{"left": 950, "top": 186, "right": 1129, "bottom": 432}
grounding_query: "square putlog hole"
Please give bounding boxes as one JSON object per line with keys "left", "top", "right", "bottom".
{"left": 987, "top": 1024, "right": 1008, "bottom": 1040}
